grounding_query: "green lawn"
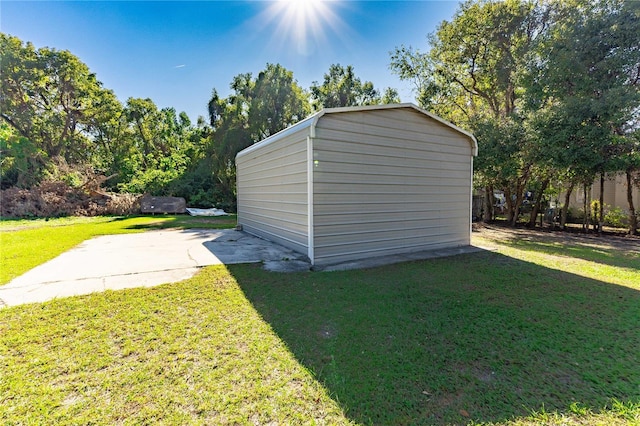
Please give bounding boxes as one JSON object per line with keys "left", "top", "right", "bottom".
{"left": 1, "top": 220, "right": 639, "bottom": 425}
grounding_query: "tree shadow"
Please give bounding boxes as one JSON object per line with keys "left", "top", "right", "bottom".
{"left": 477, "top": 225, "right": 640, "bottom": 270}
{"left": 229, "top": 251, "right": 640, "bottom": 425}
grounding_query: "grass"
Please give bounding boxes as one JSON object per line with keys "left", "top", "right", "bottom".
{"left": 1, "top": 220, "right": 639, "bottom": 425}
{"left": 0, "top": 214, "right": 236, "bottom": 284}
{"left": 0, "top": 267, "right": 350, "bottom": 425}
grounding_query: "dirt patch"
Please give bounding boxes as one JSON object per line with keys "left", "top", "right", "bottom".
{"left": 473, "top": 222, "right": 640, "bottom": 255}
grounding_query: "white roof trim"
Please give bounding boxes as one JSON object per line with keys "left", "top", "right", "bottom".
{"left": 236, "top": 103, "right": 478, "bottom": 160}
{"left": 235, "top": 112, "right": 320, "bottom": 160}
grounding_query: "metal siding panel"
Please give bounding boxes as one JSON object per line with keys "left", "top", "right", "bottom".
{"left": 313, "top": 191, "right": 469, "bottom": 205}
{"left": 237, "top": 128, "right": 309, "bottom": 255}
{"left": 314, "top": 203, "right": 471, "bottom": 223}
{"left": 317, "top": 149, "right": 470, "bottom": 171}
{"left": 312, "top": 108, "right": 472, "bottom": 265}
{"left": 316, "top": 110, "right": 472, "bottom": 156}
{"left": 315, "top": 127, "right": 470, "bottom": 157}
{"left": 315, "top": 227, "right": 468, "bottom": 248}
{"left": 241, "top": 224, "right": 308, "bottom": 254}
{"left": 314, "top": 237, "right": 470, "bottom": 264}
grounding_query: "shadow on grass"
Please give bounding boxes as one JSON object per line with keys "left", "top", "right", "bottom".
{"left": 123, "top": 214, "right": 237, "bottom": 231}
{"left": 478, "top": 226, "right": 640, "bottom": 271}
{"left": 229, "top": 251, "right": 640, "bottom": 425}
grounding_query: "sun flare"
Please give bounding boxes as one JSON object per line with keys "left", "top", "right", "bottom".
{"left": 258, "top": 0, "right": 346, "bottom": 56}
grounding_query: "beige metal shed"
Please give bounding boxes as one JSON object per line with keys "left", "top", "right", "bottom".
{"left": 235, "top": 103, "right": 478, "bottom": 267}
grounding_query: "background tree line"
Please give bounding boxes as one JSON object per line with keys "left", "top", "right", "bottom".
{"left": 390, "top": 0, "right": 640, "bottom": 234}
{"left": 2, "top": 0, "right": 639, "bottom": 234}
{"left": 0, "top": 33, "right": 397, "bottom": 212}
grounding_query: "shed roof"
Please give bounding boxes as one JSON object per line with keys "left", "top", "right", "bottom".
{"left": 236, "top": 103, "right": 478, "bottom": 159}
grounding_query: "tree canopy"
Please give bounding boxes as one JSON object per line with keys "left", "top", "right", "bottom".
{"left": 1, "top": 36, "right": 397, "bottom": 211}
{"left": 310, "top": 64, "right": 380, "bottom": 109}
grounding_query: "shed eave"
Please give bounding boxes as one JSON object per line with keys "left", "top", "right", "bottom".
{"left": 236, "top": 103, "right": 478, "bottom": 161}
{"left": 235, "top": 111, "right": 322, "bottom": 161}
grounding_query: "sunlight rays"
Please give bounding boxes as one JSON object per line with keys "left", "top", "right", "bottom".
{"left": 254, "top": 0, "right": 348, "bottom": 56}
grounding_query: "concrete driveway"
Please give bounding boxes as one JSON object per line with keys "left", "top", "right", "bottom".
{"left": 0, "top": 229, "right": 310, "bottom": 308}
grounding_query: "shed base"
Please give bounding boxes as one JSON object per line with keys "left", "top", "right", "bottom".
{"left": 312, "top": 245, "right": 486, "bottom": 272}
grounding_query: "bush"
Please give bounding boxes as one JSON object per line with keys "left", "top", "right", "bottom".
{"left": 566, "top": 207, "right": 585, "bottom": 224}
{"left": 604, "top": 205, "right": 627, "bottom": 228}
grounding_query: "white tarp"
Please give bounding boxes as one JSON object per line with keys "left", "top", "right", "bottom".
{"left": 186, "top": 207, "right": 228, "bottom": 216}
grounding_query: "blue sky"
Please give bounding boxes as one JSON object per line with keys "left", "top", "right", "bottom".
{"left": 2, "top": 1, "right": 460, "bottom": 122}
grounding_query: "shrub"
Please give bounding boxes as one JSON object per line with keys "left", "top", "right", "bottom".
{"left": 604, "top": 205, "right": 627, "bottom": 228}
{"left": 566, "top": 207, "right": 585, "bottom": 224}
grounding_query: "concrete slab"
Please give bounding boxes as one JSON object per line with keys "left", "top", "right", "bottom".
{"left": 0, "top": 227, "right": 485, "bottom": 308}
{"left": 0, "top": 229, "right": 309, "bottom": 308}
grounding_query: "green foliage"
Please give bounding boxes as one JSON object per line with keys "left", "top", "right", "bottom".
{"left": 249, "top": 63, "right": 310, "bottom": 140}
{"left": 0, "top": 33, "right": 208, "bottom": 201}
{"left": 380, "top": 87, "right": 401, "bottom": 104}
{"left": 565, "top": 207, "right": 585, "bottom": 224}
{"left": 472, "top": 115, "right": 535, "bottom": 223}
{"left": 112, "top": 99, "right": 206, "bottom": 196}
{"left": 529, "top": 0, "right": 640, "bottom": 184}
{"left": 0, "top": 123, "right": 45, "bottom": 188}
{"left": 391, "top": 0, "right": 539, "bottom": 123}
{"left": 0, "top": 33, "right": 120, "bottom": 168}
{"left": 603, "top": 205, "right": 627, "bottom": 228}
{"left": 310, "top": 63, "right": 381, "bottom": 109}
{"left": 1, "top": 31, "right": 400, "bottom": 211}
{"left": 391, "top": 0, "right": 546, "bottom": 224}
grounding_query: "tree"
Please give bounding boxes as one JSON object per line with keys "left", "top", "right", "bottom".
{"left": 472, "top": 116, "right": 535, "bottom": 224}
{"left": 118, "top": 98, "right": 203, "bottom": 195}
{"left": 381, "top": 87, "right": 401, "bottom": 104}
{"left": 0, "top": 123, "right": 44, "bottom": 188}
{"left": 527, "top": 0, "right": 640, "bottom": 230}
{"left": 619, "top": 130, "right": 640, "bottom": 235}
{"left": 249, "top": 63, "right": 310, "bottom": 140}
{"left": 200, "top": 64, "right": 311, "bottom": 210}
{"left": 0, "top": 33, "right": 120, "bottom": 177}
{"left": 391, "top": 0, "right": 640, "bottom": 229}
{"left": 1, "top": 33, "right": 207, "bottom": 201}
{"left": 391, "top": 0, "right": 543, "bottom": 123}
{"left": 310, "top": 64, "right": 381, "bottom": 109}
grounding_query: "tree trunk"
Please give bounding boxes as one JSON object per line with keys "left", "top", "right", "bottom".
{"left": 598, "top": 172, "right": 605, "bottom": 234}
{"left": 484, "top": 186, "right": 494, "bottom": 223}
{"left": 510, "top": 167, "right": 531, "bottom": 227}
{"left": 582, "top": 183, "right": 591, "bottom": 233}
{"left": 582, "top": 184, "right": 589, "bottom": 232}
{"left": 560, "top": 182, "right": 575, "bottom": 230}
{"left": 528, "top": 178, "right": 550, "bottom": 228}
{"left": 505, "top": 188, "right": 515, "bottom": 225}
{"left": 511, "top": 188, "right": 526, "bottom": 227}
{"left": 627, "top": 169, "right": 638, "bottom": 235}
